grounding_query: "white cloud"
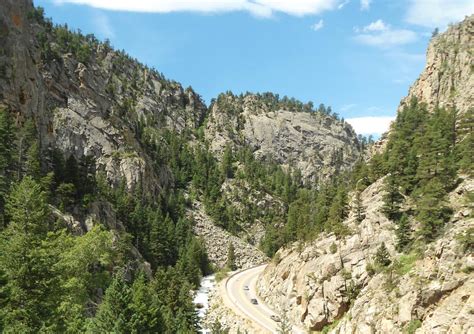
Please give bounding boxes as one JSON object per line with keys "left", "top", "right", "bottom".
{"left": 346, "top": 116, "right": 395, "bottom": 135}
{"left": 362, "top": 19, "right": 388, "bottom": 32}
{"left": 354, "top": 20, "right": 417, "bottom": 48}
{"left": 311, "top": 19, "right": 324, "bottom": 31}
{"left": 406, "top": 0, "right": 474, "bottom": 29}
{"left": 360, "top": 0, "right": 371, "bottom": 11}
{"left": 53, "top": 0, "right": 343, "bottom": 17}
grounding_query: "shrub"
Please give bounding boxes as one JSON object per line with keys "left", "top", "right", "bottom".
{"left": 404, "top": 319, "right": 422, "bottom": 334}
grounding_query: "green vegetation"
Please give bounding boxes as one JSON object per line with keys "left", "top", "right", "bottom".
{"left": 456, "top": 227, "right": 474, "bottom": 253}
{"left": 276, "top": 309, "right": 292, "bottom": 334}
{"left": 354, "top": 189, "right": 365, "bottom": 223}
{"left": 226, "top": 242, "right": 237, "bottom": 271}
{"left": 374, "top": 242, "right": 392, "bottom": 267}
{"left": 396, "top": 214, "right": 412, "bottom": 252}
{"left": 0, "top": 5, "right": 471, "bottom": 333}
{"left": 321, "top": 318, "right": 341, "bottom": 334}
{"left": 404, "top": 319, "right": 422, "bottom": 334}
{"left": 378, "top": 99, "right": 470, "bottom": 248}
{"left": 214, "top": 91, "right": 342, "bottom": 120}
{"left": 393, "top": 252, "right": 419, "bottom": 276}
{"left": 0, "top": 107, "right": 208, "bottom": 332}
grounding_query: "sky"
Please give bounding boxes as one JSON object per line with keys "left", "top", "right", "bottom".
{"left": 35, "top": 0, "right": 474, "bottom": 136}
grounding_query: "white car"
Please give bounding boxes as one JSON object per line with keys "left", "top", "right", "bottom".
{"left": 243, "top": 285, "right": 249, "bottom": 291}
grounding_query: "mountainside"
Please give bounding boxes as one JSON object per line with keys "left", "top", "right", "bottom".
{"left": 399, "top": 15, "right": 473, "bottom": 115}
{"left": 205, "top": 92, "right": 362, "bottom": 182}
{"left": 0, "top": 0, "right": 207, "bottom": 196}
{"left": 0, "top": 1, "right": 365, "bottom": 332}
{"left": 0, "top": 1, "right": 472, "bottom": 333}
{"left": 253, "top": 15, "right": 474, "bottom": 334}
{"left": 258, "top": 177, "right": 473, "bottom": 333}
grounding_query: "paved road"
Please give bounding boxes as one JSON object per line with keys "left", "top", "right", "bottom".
{"left": 225, "top": 264, "right": 305, "bottom": 334}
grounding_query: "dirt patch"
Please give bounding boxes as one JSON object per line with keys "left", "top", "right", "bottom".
{"left": 12, "top": 14, "right": 21, "bottom": 28}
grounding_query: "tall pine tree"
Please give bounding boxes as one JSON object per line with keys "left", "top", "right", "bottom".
{"left": 382, "top": 174, "right": 403, "bottom": 220}
{"left": 0, "top": 177, "right": 58, "bottom": 332}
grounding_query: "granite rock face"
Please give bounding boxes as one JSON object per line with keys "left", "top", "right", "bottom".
{"left": 399, "top": 15, "right": 473, "bottom": 115}
{"left": 205, "top": 93, "right": 362, "bottom": 183}
{"left": 0, "top": 0, "right": 207, "bottom": 195}
{"left": 371, "top": 15, "right": 473, "bottom": 160}
{"left": 257, "top": 177, "right": 474, "bottom": 333}
{"left": 255, "top": 18, "right": 474, "bottom": 332}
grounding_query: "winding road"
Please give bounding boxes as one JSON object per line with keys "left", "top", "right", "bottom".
{"left": 224, "top": 264, "right": 305, "bottom": 334}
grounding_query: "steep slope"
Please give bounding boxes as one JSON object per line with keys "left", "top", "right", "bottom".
{"left": 205, "top": 92, "right": 362, "bottom": 182}
{"left": 399, "top": 15, "right": 473, "bottom": 115}
{"left": 255, "top": 15, "right": 474, "bottom": 334}
{"left": 0, "top": 2, "right": 214, "bottom": 331}
{"left": 0, "top": 0, "right": 206, "bottom": 196}
{"left": 258, "top": 177, "right": 473, "bottom": 332}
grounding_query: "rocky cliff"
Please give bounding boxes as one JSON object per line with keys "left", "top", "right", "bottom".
{"left": 255, "top": 16, "right": 474, "bottom": 333}
{"left": 399, "top": 15, "right": 473, "bottom": 115}
{"left": 0, "top": 0, "right": 363, "bottom": 276}
{"left": 0, "top": 0, "right": 206, "bottom": 196}
{"left": 257, "top": 177, "right": 473, "bottom": 333}
{"left": 205, "top": 93, "right": 362, "bottom": 182}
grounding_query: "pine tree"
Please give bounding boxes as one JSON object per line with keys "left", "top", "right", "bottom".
{"left": 382, "top": 174, "right": 403, "bottom": 220}
{"left": 149, "top": 213, "right": 176, "bottom": 268}
{"left": 456, "top": 108, "right": 473, "bottom": 175}
{"left": 416, "top": 178, "right": 451, "bottom": 241}
{"left": 90, "top": 271, "right": 133, "bottom": 333}
{"left": 416, "top": 107, "right": 456, "bottom": 191}
{"left": 0, "top": 177, "right": 58, "bottom": 331}
{"left": 396, "top": 214, "right": 412, "bottom": 252}
{"left": 227, "top": 242, "right": 237, "bottom": 271}
{"left": 177, "top": 239, "right": 203, "bottom": 287}
{"left": 368, "top": 153, "right": 386, "bottom": 182}
{"left": 385, "top": 98, "right": 428, "bottom": 193}
{"left": 354, "top": 190, "right": 365, "bottom": 223}
{"left": 129, "top": 272, "right": 164, "bottom": 333}
{"left": 221, "top": 144, "right": 234, "bottom": 179}
{"left": 210, "top": 319, "right": 230, "bottom": 334}
{"left": 25, "top": 140, "right": 41, "bottom": 180}
{"left": 326, "top": 183, "right": 349, "bottom": 236}
{"left": 0, "top": 108, "right": 15, "bottom": 227}
{"left": 277, "top": 309, "right": 292, "bottom": 334}
{"left": 51, "top": 225, "right": 114, "bottom": 332}
{"left": 374, "top": 242, "right": 391, "bottom": 267}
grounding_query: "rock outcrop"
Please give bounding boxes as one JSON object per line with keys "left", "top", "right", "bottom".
{"left": 0, "top": 0, "right": 206, "bottom": 195}
{"left": 256, "top": 17, "right": 474, "bottom": 332}
{"left": 205, "top": 93, "right": 362, "bottom": 182}
{"left": 399, "top": 15, "right": 473, "bottom": 115}
{"left": 257, "top": 177, "right": 473, "bottom": 333}
{"left": 257, "top": 177, "right": 395, "bottom": 330}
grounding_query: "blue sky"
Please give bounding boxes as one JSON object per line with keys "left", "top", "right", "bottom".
{"left": 35, "top": 0, "right": 473, "bottom": 135}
